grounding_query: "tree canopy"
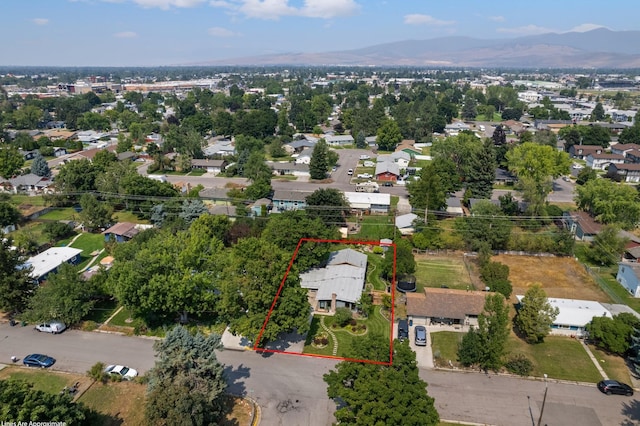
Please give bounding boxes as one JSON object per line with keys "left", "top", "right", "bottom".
{"left": 575, "top": 178, "right": 640, "bottom": 229}
{"left": 0, "top": 237, "right": 35, "bottom": 313}
{"left": 514, "top": 285, "right": 559, "bottom": 344}
{"left": 586, "top": 313, "right": 640, "bottom": 355}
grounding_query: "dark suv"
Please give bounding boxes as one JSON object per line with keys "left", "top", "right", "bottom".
{"left": 597, "top": 380, "right": 634, "bottom": 396}
{"left": 397, "top": 319, "right": 409, "bottom": 341}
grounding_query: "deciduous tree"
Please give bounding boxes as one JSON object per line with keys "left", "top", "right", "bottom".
{"left": 514, "top": 285, "right": 559, "bottom": 343}
{"left": 376, "top": 119, "right": 402, "bottom": 151}
{"left": 0, "top": 145, "right": 25, "bottom": 179}
{"left": 305, "top": 188, "right": 349, "bottom": 227}
{"left": 0, "top": 237, "right": 35, "bottom": 313}
{"left": 586, "top": 313, "right": 640, "bottom": 355}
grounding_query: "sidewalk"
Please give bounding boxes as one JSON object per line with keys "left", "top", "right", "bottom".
{"left": 579, "top": 339, "right": 608, "bottom": 380}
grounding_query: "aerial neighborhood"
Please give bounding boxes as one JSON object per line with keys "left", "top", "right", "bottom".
{"left": 3, "top": 44, "right": 640, "bottom": 426}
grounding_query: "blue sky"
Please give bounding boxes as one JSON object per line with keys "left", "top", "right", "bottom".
{"left": 1, "top": 0, "right": 638, "bottom": 67}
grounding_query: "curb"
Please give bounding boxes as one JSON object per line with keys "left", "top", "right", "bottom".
{"left": 432, "top": 366, "right": 601, "bottom": 388}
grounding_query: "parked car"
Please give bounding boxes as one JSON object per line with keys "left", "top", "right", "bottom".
{"left": 35, "top": 321, "right": 66, "bottom": 334}
{"left": 359, "top": 154, "right": 370, "bottom": 160}
{"left": 414, "top": 325, "right": 427, "bottom": 346}
{"left": 23, "top": 353, "right": 56, "bottom": 368}
{"left": 105, "top": 364, "right": 138, "bottom": 380}
{"left": 347, "top": 169, "right": 353, "bottom": 176}
{"left": 383, "top": 182, "right": 393, "bottom": 187}
{"left": 357, "top": 173, "right": 372, "bottom": 179}
{"left": 597, "top": 380, "right": 634, "bottom": 396}
{"left": 397, "top": 319, "right": 409, "bottom": 341}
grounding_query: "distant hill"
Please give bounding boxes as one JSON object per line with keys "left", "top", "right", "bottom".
{"left": 197, "top": 28, "right": 640, "bottom": 68}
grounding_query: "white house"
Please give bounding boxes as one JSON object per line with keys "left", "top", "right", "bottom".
{"left": 24, "top": 247, "right": 83, "bottom": 283}
{"left": 585, "top": 153, "right": 625, "bottom": 171}
{"left": 294, "top": 147, "right": 313, "bottom": 165}
{"left": 395, "top": 213, "right": 419, "bottom": 235}
{"left": 344, "top": 192, "right": 391, "bottom": 214}
{"left": 324, "top": 135, "right": 354, "bottom": 146}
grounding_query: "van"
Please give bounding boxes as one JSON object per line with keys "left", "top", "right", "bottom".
{"left": 397, "top": 319, "right": 409, "bottom": 341}
{"left": 479, "top": 125, "right": 486, "bottom": 132}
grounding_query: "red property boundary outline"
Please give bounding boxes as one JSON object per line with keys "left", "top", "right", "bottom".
{"left": 254, "top": 238, "right": 396, "bottom": 366}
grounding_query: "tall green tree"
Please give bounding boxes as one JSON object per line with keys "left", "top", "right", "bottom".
{"left": 455, "top": 201, "right": 512, "bottom": 250}
{"left": 324, "top": 336, "right": 439, "bottom": 426}
{"left": 591, "top": 102, "right": 606, "bottom": 121}
{"left": 24, "top": 264, "right": 98, "bottom": 326}
{"left": 382, "top": 238, "right": 416, "bottom": 281}
{"left": 30, "top": 152, "right": 51, "bottom": 177}
{"left": 376, "top": 119, "right": 403, "bottom": 151}
{"left": 586, "top": 313, "right": 640, "bottom": 355}
{"left": 305, "top": 188, "right": 349, "bottom": 227}
{"left": 0, "top": 145, "right": 25, "bottom": 179}
{"left": 0, "top": 237, "right": 35, "bottom": 313}
{"left": 465, "top": 139, "right": 496, "bottom": 199}
{"left": 55, "top": 158, "right": 97, "bottom": 192}
{"left": 407, "top": 162, "right": 447, "bottom": 212}
{"left": 586, "top": 225, "right": 628, "bottom": 266}
{"left": 309, "top": 138, "right": 330, "bottom": 180}
{"left": 0, "top": 202, "right": 21, "bottom": 229}
{"left": 514, "top": 285, "right": 559, "bottom": 344}
{"left": 146, "top": 326, "right": 227, "bottom": 426}
{"left": 575, "top": 178, "right": 640, "bottom": 229}
{"left": 79, "top": 193, "right": 113, "bottom": 231}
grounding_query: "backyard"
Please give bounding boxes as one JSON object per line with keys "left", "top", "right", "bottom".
{"left": 303, "top": 306, "right": 391, "bottom": 361}
{"left": 414, "top": 255, "right": 474, "bottom": 292}
{"left": 349, "top": 215, "right": 395, "bottom": 241}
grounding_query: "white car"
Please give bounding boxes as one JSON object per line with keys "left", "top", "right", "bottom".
{"left": 359, "top": 154, "right": 371, "bottom": 160}
{"left": 347, "top": 169, "right": 354, "bottom": 176}
{"left": 35, "top": 321, "right": 66, "bottom": 334}
{"left": 357, "top": 173, "right": 373, "bottom": 179}
{"left": 572, "top": 163, "right": 584, "bottom": 170}
{"left": 104, "top": 364, "right": 138, "bottom": 380}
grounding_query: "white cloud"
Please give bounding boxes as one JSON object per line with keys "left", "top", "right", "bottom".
{"left": 32, "top": 18, "right": 49, "bottom": 25}
{"left": 488, "top": 15, "right": 504, "bottom": 22}
{"left": 496, "top": 24, "right": 555, "bottom": 35}
{"left": 404, "top": 14, "right": 455, "bottom": 26}
{"left": 109, "top": 0, "right": 205, "bottom": 9}
{"left": 211, "top": 0, "right": 360, "bottom": 20}
{"left": 567, "top": 23, "right": 607, "bottom": 33}
{"left": 208, "top": 26, "right": 240, "bottom": 37}
{"left": 114, "top": 31, "right": 138, "bottom": 38}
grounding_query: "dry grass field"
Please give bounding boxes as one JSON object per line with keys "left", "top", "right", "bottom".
{"left": 494, "top": 254, "right": 612, "bottom": 302}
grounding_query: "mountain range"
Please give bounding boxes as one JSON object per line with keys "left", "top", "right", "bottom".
{"left": 199, "top": 28, "right": 640, "bottom": 68}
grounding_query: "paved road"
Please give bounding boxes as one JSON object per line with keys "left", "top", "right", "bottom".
{"left": 1, "top": 324, "right": 638, "bottom": 426}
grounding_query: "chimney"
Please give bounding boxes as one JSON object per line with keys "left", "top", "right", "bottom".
{"left": 331, "top": 293, "right": 337, "bottom": 313}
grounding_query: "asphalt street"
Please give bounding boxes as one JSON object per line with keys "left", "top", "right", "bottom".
{"left": 1, "top": 324, "right": 638, "bottom": 426}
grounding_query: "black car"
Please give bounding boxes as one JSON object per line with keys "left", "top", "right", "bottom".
{"left": 597, "top": 380, "right": 634, "bottom": 396}
{"left": 383, "top": 182, "right": 393, "bottom": 187}
{"left": 23, "top": 353, "right": 56, "bottom": 368}
{"left": 397, "top": 319, "right": 409, "bottom": 341}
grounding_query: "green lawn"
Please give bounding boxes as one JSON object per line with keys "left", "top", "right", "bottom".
{"left": 83, "top": 298, "right": 120, "bottom": 324}
{"left": 0, "top": 367, "right": 74, "bottom": 394}
{"left": 589, "top": 344, "right": 632, "bottom": 384}
{"left": 112, "top": 211, "right": 149, "bottom": 223}
{"left": 8, "top": 194, "right": 47, "bottom": 207}
{"left": 431, "top": 331, "right": 462, "bottom": 367}
{"left": 70, "top": 232, "right": 105, "bottom": 254}
{"left": 188, "top": 169, "right": 206, "bottom": 176}
{"left": 38, "top": 208, "right": 78, "bottom": 221}
{"left": 9, "top": 222, "right": 50, "bottom": 245}
{"left": 414, "top": 258, "right": 472, "bottom": 292}
{"left": 366, "top": 252, "right": 387, "bottom": 291}
{"left": 107, "top": 307, "right": 136, "bottom": 327}
{"left": 507, "top": 335, "right": 602, "bottom": 383}
{"left": 350, "top": 215, "right": 395, "bottom": 241}
{"left": 304, "top": 306, "right": 391, "bottom": 361}
{"left": 79, "top": 381, "right": 147, "bottom": 426}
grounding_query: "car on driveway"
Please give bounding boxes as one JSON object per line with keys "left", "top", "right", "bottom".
{"left": 105, "top": 364, "right": 138, "bottom": 380}
{"left": 414, "top": 326, "right": 427, "bottom": 346}
{"left": 23, "top": 353, "right": 56, "bottom": 368}
{"left": 357, "top": 173, "right": 372, "bottom": 179}
{"left": 383, "top": 182, "right": 393, "bottom": 187}
{"left": 597, "top": 380, "right": 634, "bottom": 396}
{"left": 397, "top": 319, "right": 409, "bottom": 341}
{"left": 35, "top": 321, "right": 66, "bottom": 334}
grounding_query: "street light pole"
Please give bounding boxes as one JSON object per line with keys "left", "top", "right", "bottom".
{"left": 537, "top": 373, "right": 548, "bottom": 426}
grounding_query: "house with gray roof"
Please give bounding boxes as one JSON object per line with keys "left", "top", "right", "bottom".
{"left": 271, "top": 190, "right": 312, "bottom": 212}
{"left": 300, "top": 248, "right": 368, "bottom": 313}
{"left": 396, "top": 213, "right": 419, "bottom": 235}
{"left": 204, "top": 139, "right": 235, "bottom": 157}
{"left": 284, "top": 139, "right": 317, "bottom": 154}
{"left": 325, "top": 134, "right": 354, "bottom": 146}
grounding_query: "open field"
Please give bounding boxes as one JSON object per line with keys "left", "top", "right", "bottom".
{"left": 494, "top": 254, "right": 612, "bottom": 302}
{"left": 414, "top": 255, "right": 474, "bottom": 292}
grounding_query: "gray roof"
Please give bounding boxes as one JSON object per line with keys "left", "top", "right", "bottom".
{"left": 191, "top": 159, "right": 226, "bottom": 167}
{"left": 396, "top": 213, "right": 418, "bottom": 229}
{"left": 286, "top": 139, "right": 316, "bottom": 149}
{"left": 300, "top": 249, "right": 367, "bottom": 304}
{"left": 325, "top": 135, "right": 354, "bottom": 144}
{"left": 375, "top": 161, "right": 400, "bottom": 176}
{"left": 208, "top": 205, "right": 237, "bottom": 216}
{"left": 391, "top": 151, "right": 411, "bottom": 161}
{"left": 272, "top": 190, "right": 311, "bottom": 202}
{"left": 270, "top": 163, "right": 310, "bottom": 172}
{"left": 446, "top": 196, "right": 462, "bottom": 208}
{"left": 10, "top": 174, "right": 48, "bottom": 187}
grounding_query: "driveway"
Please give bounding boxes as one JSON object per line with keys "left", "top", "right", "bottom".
{"left": 407, "top": 323, "right": 434, "bottom": 369}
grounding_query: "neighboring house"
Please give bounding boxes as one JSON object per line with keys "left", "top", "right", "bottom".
{"left": 102, "top": 222, "right": 145, "bottom": 243}
{"left": 250, "top": 198, "right": 271, "bottom": 216}
{"left": 19, "top": 150, "right": 36, "bottom": 161}
{"left": 324, "top": 135, "right": 354, "bottom": 146}
{"left": 395, "top": 213, "right": 419, "bottom": 235}
{"left": 495, "top": 168, "right": 517, "bottom": 185}
{"left": 204, "top": 139, "right": 235, "bottom": 157}
{"left": 608, "top": 163, "right": 640, "bottom": 183}
{"left": 269, "top": 162, "right": 310, "bottom": 177}
{"left": 611, "top": 143, "right": 640, "bottom": 157}
{"left": 294, "top": 148, "right": 313, "bottom": 165}
{"left": 8, "top": 174, "right": 51, "bottom": 194}
{"left": 117, "top": 151, "right": 137, "bottom": 162}
{"left": 271, "top": 190, "right": 312, "bottom": 212}
{"left": 444, "top": 121, "right": 471, "bottom": 136}
{"left": 300, "top": 248, "right": 367, "bottom": 313}
{"left": 569, "top": 145, "right": 604, "bottom": 160}
{"left": 190, "top": 159, "right": 227, "bottom": 175}
{"left": 563, "top": 211, "right": 602, "bottom": 241}
{"left": 284, "top": 139, "right": 316, "bottom": 154}
{"left": 406, "top": 288, "right": 488, "bottom": 327}
{"left": 445, "top": 196, "right": 464, "bottom": 217}
{"left": 208, "top": 204, "right": 237, "bottom": 217}
{"left": 344, "top": 192, "right": 391, "bottom": 214}
{"left": 516, "top": 295, "right": 613, "bottom": 336}
{"left": 616, "top": 263, "right": 640, "bottom": 297}
{"left": 585, "top": 153, "right": 624, "bottom": 170}
{"left": 24, "top": 247, "right": 82, "bottom": 283}
{"left": 375, "top": 161, "right": 400, "bottom": 182}
{"left": 365, "top": 136, "right": 377, "bottom": 147}
{"left": 388, "top": 151, "right": 411, "bottom": 168}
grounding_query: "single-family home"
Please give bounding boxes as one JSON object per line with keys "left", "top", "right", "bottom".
{"left": 495, "top": 168, "right": 517, "bottom": 185}
{"left": 569, "top": 145, "right": 604, "bottom": 160}
{"left": 344, "top": 192, "right": 391, "bottom": 214}
{"left": 611, "top": 143, "right": 640, "bottom": 158}
{"left": 445, "top": 196, "right": 464, "bottom": 217}
{"left": 516, "top": 295, "right": 613, "bottom": 336}
{"left": 300, "top": 248, "right": 367, "bottom": 313}
{"left": 24, "top": 247, "right": 83, "bottom": 283}
{"left": 8, "top": 174, "right": 52, "bottom": 194}
{"left": 102, "top": 222, "right": 144, "bottom": 243}
{"left": 190, "top": 159, "right": 227, "bottom": 175}
{"left": 294, "top": 148, "right": 313, "bottom": 165}
{"left": 406, "top": 288, "right": 489, "bottom": 327}
{"left": 563, "top": 211, "right": 602, "bottom": 241}
{"left": 375, "top": 161, "right": 400, "bottom": 182}
{"left": 389, "top": 151, "right": 411, "bottom": 168}
{"left": 607, "top": 163, "right": 640, "bottom": 183}
{"left": 271, "top": 190, "right": 312, "bottom": 212}
{"left": 117, "top": 151, "right": 137, "bottom": 162}
{"left": 365, "top": 136, "right": 377, "bottom": 147}
{"left": 324, "top": 135, "right": 354, "bottom": 146}
{"left": 204, "top": 139, "right": 235, "bottom": 157}
{"left": 208, "top": 204, "right": 237, "bottom": 217}
{"left": 250, "top": 198, "right": 271, "bottom": 216}
{"left": 284, "top": 139, "right": 317, "bottom": 154}
{"left": 269, "top": 162, "right": 310, "bottom": 177}
{"left": 395, "top": 213, "right": 419, "bottom": 235}
{"left": 616, "top": 263, "right": 640, "bottom": 297}
{"left": 585, "top": 153, "right": 624, "bottom": 170}
{"left": 444, "top": 122, "right": 471, "bottom": 136}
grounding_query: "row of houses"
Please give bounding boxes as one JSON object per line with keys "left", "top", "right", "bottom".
{"left": 569, "top": 143, "right": 640, "bottom": 182}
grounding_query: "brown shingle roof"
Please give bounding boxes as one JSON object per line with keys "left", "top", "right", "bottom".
{"left": 572, "top": 211, "right": 602, "bottom": 235}
{"left": 406, "top": 288, "right": 489, "bottom": 321}
{"left": 102, "top": 222, "right": 139, "bottom": 238}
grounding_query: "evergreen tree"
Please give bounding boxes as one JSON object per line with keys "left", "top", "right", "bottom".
{"left": 30, "top": 152, "right": 51, "bottom": 177}
{"left": 461, "top": 97, "right": 477, "bottom": 120}
{"left": 492, "top": 125, "right": 507, "bottom": 146}
{"left": 179, "top": 199, "right": 209, "bottom": 224}
{"left": 514, "top": 285, "right": 559, "bottom": 344}
{"left": 355, "top": 130, "right": 367, "bottom": 149}
{"left": 309, "top": 138, "right": 330, "bottom": 180}
{"left": 0, "top": 237, "right": 36, "bottom": 313}
{"left": 465, "top": 139, "right": 496, "bottom": 199}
